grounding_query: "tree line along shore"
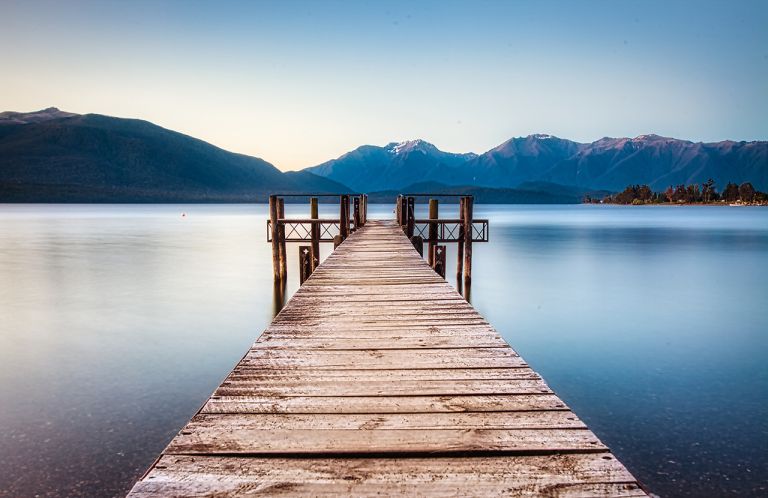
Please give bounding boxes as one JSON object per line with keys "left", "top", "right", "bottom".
{"left": 584, "top": 181, "right": 768, "bottom": 205}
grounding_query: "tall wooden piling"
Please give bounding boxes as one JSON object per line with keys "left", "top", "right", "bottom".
{"left": 340, "top": 195, "right": 350, "bottom": 240}
{"left": 395, "top": 195, "right": 402, "bottom": 226}
{"left": 277, "top": 197, "right": 287, "bottom": 280}
{"left": 269, "top": 195, "right": 280, "bottom": 281}
{"left": 410, "top": 235, "right": 423, "bottom": 256}
{"left": 432, "top": 244, "right": 446, "bottom": 278}
{"left": 463, "top": 196, "right": 474, "bottom": 284}
{"left": 299, "top": 246, "right": 312, "bottom": 284}
{"left": 406, "top": 196, "right": 415, "bottom": 238}
{"left": 401, "top": 196, "right": 408, "bottom": 227}
{"left": 428, "top": 198, "right": 438, "bottom": 265}
{"left": 310, "top": 197, "right": 319, "bottom": 271}
{"left": 456, "top": 197, "right": 465, "bottom": 281}
{"left": 399, "top": 196, "right": 408, "bottom": 228}
{"left": 271, "top": 278, "right": 285, "bottom": 317}
{"left": 353, "top": 196, "right": 361, "bottom": 230}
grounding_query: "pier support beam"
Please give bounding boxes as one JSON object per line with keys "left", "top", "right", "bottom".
{"left": 340, "top": 195, "right": 350, "bottom": 240}
{"left": 457, "top": 197, "right": 465, "bottom": 282}
{"left": 432, "top": 244, "right": 446, "bottom": 278}
{"left": 428, "top": 198, "right": 438, "bottom": 265}
{"left": 462, "top": 196, "right": 473, "bottom": 287}
{"left": 269, "top": 195, "right": 281, "bottom": 281}
{"left": 402, "top": 196, "right": 408, "bottom": 228}
{"left": 310, "top": 197, "right": 319, "bottom": 271}
{"left": 277, "top": 197, "right": 287, "bottom": 280}
{"left": 299, "top": 246, "right": 312, "bottom": 284}
{"left": 410, "top": 235, "right": 423, "bottom": 256}
{"left": 406, "top": 196, "right": 415, "bottom": 238}
{"left": 353, "top": 196, "right": 361, "bottom": 231}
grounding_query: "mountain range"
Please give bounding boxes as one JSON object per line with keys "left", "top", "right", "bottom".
{"left": 1, "top": 107, "right": 766, "bottom": 202}
{"left": 305, "top": 134, "right": 767, "bottom": 193}
{"left": 0, "top": 108, "right": 346, "bottom": 202}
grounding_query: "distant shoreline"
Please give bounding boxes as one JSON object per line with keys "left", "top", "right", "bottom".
{"left": 585, "top": 182, "right": 767, "bottom": 207}
{"left": 1, "top": 200, "right": 766, "bottom": 207}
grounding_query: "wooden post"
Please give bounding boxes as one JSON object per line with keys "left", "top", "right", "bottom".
{"left": 299, "top": 246, "right": 312, "bottom": 284}
{"left": 310, "top": 197, "right": 319, "bottom": 271}
{"left": 340, "top": 195, "right": 349, "bottom": 240}
{"left": 277, "top": 197, "right": 287, "bottom": 281}
{"left": 432, "top": 244, "right": 446, "bottom": 278}
{"left": 406, "top": 196, "right": 415, "bottom": 238}
{"left": 400, "top": 196, "right": 408, "bottom": 228}
{"left": 410, "top": 235, "right": 423, "bottom": 256}
{"left": 272, "top": 278, "right": 285, "bottom": 317}
{"left": 428, "top": 198, "right": 438, "bottom": 266}
{"left": 353, "top": 196, "right": 361, "bottom": 230}
{"left": 361, "top": 194, "right": 367, "bottom": 225}
{"left": 395, "top": 195, "right": 402, "bottom": 226}
{"left": 463, "top": 195, "right": 473, "bottom": 284}
{"left": 269, "top": 195, "right": 280, "bottom": 281}
{"left": 344, "top": 194, "right": 351, "bottom": 235}
{"left": 333, "top": 234, "right": 343, "bottom": 249}
{"left": 456, "top": 197, "right": 465, "bottom": 281}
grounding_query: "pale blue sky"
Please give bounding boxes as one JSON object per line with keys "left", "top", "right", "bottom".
{"left": 1, "top": 0, "right": 766, "bottom": 169}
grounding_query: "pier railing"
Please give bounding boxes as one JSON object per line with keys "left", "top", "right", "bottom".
{"left": 267, "top": 194, "right": 368, "bottom": 285}
{"left": 267, "top": 219, "right": 489, "bottom": 243}
{"left": 266, "top": 193, "right": 488, "bottom": 298}
{"left": 395, "top": 194, "right": 486, "bottom": 291}
{"left": 267, "top": 219, "right": 347, "bottom": 243}
{"left": 411, "top": 219, "right": 489, "bottom": 242}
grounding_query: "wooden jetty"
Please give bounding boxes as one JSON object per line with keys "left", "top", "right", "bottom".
{"left": 129, "top": 216, "right": 647, "bottom": 496}
{"left": 266, "top": 194, "right": 488, "bottom": 302}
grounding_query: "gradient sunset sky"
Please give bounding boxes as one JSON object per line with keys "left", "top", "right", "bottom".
{"left": 2, "top": 0, "right": 766, "bottom": 170}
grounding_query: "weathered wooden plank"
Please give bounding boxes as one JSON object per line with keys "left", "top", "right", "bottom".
{"left": 201, "top": 394, "right": 569, "bottom": 414}
{"left": 186, "top": 412, "right": 586, "bottom": 430}
{"left": 240, "top": 348, "right": 527, "bottom": 370}
{"left": 129, "top": 454, "right": 645, "bottom": 498}
{"left": 227, "top": 368, "right": 538, "bottom": 381}
{"left": 252, "top": 336, "right": 508, "bottom": 349}
{"left": 262, "top": 324, "right": 499, "bottom": 335}
{"left": 279, "top": 310, "right": 479, "bottom": 317}
{"left": 214, "top": 378, "right": 552, "bottom": 397}
{"left": 267, "top": 319, "right": 488, "bottom": 327}
{"left": 244, "top": 348, "right": 517, "bottom": 358}
{"left": 167, "top": 427, "right": 605, "bottom": 454}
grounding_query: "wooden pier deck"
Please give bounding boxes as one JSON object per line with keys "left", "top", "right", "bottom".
{"left": 128, "top": 220, "right": 646, "bottom": 497}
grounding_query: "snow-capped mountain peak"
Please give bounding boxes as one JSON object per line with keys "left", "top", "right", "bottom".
{"left": 387, "top": 139, "right": 438, "bottom": 155}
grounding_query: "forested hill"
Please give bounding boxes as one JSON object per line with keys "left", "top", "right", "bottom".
{"left": 0, "top": 108, "right": 347, "bottom": 202}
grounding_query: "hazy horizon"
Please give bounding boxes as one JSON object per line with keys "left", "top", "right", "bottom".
{"left": 2, "top": 0, "right": 767, "bottom": 170}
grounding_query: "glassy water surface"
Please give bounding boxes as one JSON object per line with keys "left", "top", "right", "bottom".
{"left": 0, "top": 204, "right": 766, "bottom": 497}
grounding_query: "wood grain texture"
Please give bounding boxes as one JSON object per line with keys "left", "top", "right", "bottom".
{"left": 127, "top": 220, "right": 646, "bottom": 497}
{"left": 130, "top": 455, "right": 645, "bottom": 497}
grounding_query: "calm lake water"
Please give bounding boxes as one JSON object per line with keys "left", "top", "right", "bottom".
{"left": 0, "top": 204, "right": 766, "bottom": 497}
